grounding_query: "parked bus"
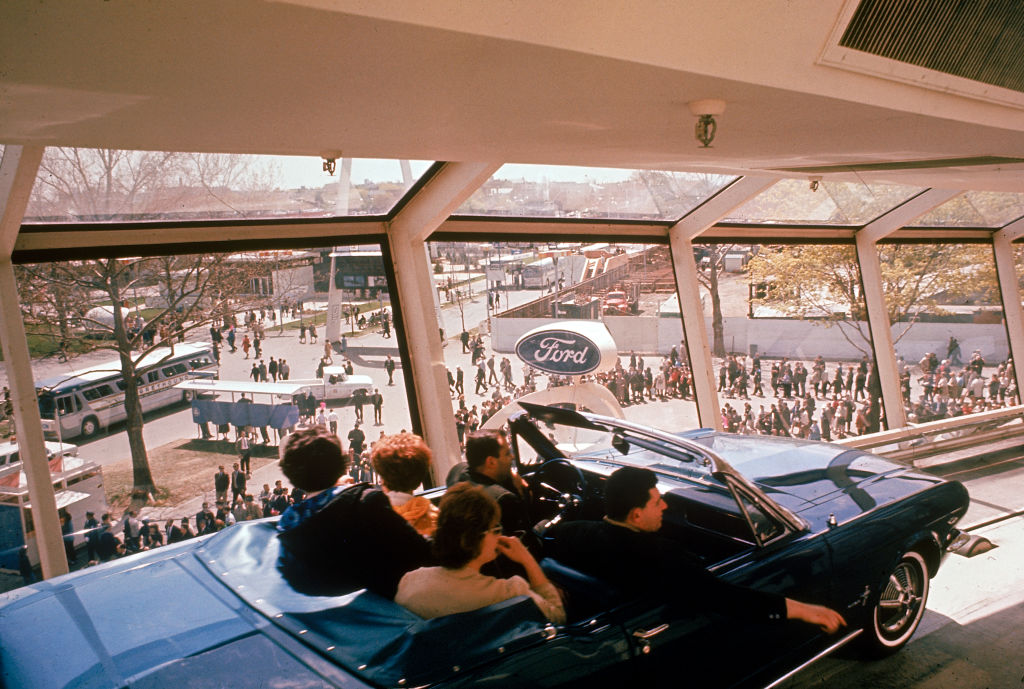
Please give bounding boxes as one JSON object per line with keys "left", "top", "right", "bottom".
{"left": 36, "top": 343, "right": 218, "bottom": 440}
{"left": 521, "top": 257, "right": 557, "bottom": 289}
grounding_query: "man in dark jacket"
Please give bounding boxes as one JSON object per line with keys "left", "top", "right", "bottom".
{"left": 214, "top": 465, "right": 230, "bottom": 503}
{"left": 276, "top": 425, "right": 430, "bottom": 598}
{"left": 544, "top": 467, "right": 845, "bottom": 632}
{"left": 231, "top": 462, "right": 247, "bottom": 502}
{"left": 445, "top": 429, "right": 530, "bottom": 537}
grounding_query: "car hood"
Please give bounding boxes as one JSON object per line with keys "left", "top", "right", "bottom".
{"left": 681, "top": 431, "right": 945, "bottom": 518}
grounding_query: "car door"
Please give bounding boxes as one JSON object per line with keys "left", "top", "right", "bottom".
{"left": 619, "top": 505, "right": 836, "bottom": 688}
{"left": 455, "top": 616, "right": 635, "bottom": 688}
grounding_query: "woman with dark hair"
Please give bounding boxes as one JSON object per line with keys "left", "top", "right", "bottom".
{"left": 276, "top": 425, "right": 430, "bottom": 598}
{"left": 395, "top": 483, "right": 565, "bottom": 623}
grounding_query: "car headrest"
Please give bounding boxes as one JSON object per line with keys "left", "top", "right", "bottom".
{"left": 540, "top": 557, "right": 621, "bottom": 620}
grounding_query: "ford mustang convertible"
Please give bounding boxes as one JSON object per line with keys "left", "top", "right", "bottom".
{"left": 0, "top": 403, "right": 970, "bottom": 688}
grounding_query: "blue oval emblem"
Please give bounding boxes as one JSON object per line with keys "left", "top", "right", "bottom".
{"left": 515, "top": 329, "right": 602, "bottom": 375}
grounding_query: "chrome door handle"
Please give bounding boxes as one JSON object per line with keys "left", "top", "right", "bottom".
{"left": 633, "top": 624, "right": 669, "bottom": 640}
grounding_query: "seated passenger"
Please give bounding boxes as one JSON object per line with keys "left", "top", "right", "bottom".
{"left": 396, "top": 483, "right": 566, "bottom": 624}
{"left": 372, "top": 432, "right": 438, "bottom": 536}
{"left": 276, "top": 425, "right": 431, "bottom": 598}
{"left": 445, "top": 429, "right": 531, "bottom": 536}
{"left": 544, "top": 467, "right": 845, "bottom": 633}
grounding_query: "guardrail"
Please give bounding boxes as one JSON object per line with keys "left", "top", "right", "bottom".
{"left": 835, "top": 404, "right": 1024, "bottom": 466}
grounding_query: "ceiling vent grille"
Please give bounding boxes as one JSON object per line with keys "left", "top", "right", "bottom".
{"left": 819, "top": 0, "right": 1024, "bottom": 108}
{"left": 839, "top": 0, "right": 1024, "bottom": 93}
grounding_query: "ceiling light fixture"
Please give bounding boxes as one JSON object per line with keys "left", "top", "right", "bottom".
{"left": 688, "top": 99, "right": 726, "bottom": 148}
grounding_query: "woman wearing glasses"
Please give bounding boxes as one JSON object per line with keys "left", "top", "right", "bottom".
{"left": 396, "top": 482, "right": 565, "bottom": 624}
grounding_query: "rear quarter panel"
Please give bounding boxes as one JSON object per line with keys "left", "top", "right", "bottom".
{"left": 815, "top": 478, "right": 969, "bottom": 626}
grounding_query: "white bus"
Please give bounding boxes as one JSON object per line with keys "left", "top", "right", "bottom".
{"left": 521, "top": 257, "right": 558, "bottom": 289}
{"left": 36, "top": 343, "right": 218, "bottom": 440}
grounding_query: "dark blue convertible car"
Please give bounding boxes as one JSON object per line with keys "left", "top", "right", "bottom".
{"left": 0, "top": 403, "right": 970, "bottom": 688}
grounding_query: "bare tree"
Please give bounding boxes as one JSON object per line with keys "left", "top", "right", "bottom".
{"left": 19, "top": 148, "right": 280, "bottom": 500}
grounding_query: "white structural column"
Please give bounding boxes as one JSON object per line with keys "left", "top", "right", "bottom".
{"left": 993, "top": 218, "right": 1024, "bottom": 400}
{"left": 855, "top": 188, "right": 960, "bottom": 430}
{"left": 668, "top": 176, "right": 777, "bottom": 429}
{"left": 0, "top": 146, "right": 69, "bottom": 578}
{"left": 385, "top": 162, "right": 499, "bottom": 479}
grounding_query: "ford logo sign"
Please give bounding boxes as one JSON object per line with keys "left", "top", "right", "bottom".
{"left": 515, "top": 330, "right": 602, "bottom": 375}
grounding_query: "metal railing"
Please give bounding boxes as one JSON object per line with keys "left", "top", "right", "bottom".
{"left": 836, "top": 404, "right": 1024, "bottom": 466}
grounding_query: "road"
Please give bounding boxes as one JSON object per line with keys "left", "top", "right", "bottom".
{"left": 54, "top": 286, "right": 545, "bottom": 466}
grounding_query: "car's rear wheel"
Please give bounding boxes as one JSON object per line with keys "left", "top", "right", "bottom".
{"left": 863, "top": 551, "right": 929, "bottom": 656}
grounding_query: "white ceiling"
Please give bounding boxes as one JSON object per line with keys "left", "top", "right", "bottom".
{"left": 3, "top": 0, "right": 1024, "bottom": 191}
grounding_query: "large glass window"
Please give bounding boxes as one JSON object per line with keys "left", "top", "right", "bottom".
{"left": 455, "top": 164, "right": 737, "bottom": 220}
{"left": 879, "top": 242, "right": 1010, "bottom": 420}
{"left": 1017, "top": 244, "right": 1024, "bottom": 308}
{"left": 23, "top": 150, "right": 433, "bottom": 223}
{"left": 722, "top": 179, "right": 923, "bottom": 226}
{"left": 703, "top": 242, "right": 882, "bottom": 439}
{"left": 15, "top": 242, "right": 412, "bottom": 512}
{"left": 426, "top": 240, "right": 697, "bottom": 445}
{"left": 909, "top": 191, "right": 1024, "bottom": 228}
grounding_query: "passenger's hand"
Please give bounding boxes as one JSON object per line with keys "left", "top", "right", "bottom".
{"left": 496, "top": 535, "right": 535, "bottom": 566}
{"left": 511, "top": 470, "right": 530, "bottom": 496}
{"left": 786, "top": 599, "right": 847, "bottom": 634}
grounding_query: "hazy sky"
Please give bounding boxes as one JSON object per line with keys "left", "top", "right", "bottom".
{"left": 275, "top": 157, "right": 638, "bottom": 189}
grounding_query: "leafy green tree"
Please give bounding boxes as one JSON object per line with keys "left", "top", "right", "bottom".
{"left": 746, "top": 243, "right": 999, "bottom": 355}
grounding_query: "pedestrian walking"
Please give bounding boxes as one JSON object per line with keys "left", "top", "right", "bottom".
{"left": 308, "top": 322, "right": 317, "bottom": 343}
{"left": 371, "top": 388, "right": 383, "bottom": 425}
{"left": 237, "top": 431, "right": 252, "bottom": 476}
{"left": 231, "top": 462, "right": 247, "bottom": 503}
{"left": 299, "top": 322, "right": 307, "bottom": 343}
{"left": 347, "top": 421, "right": 365, "bottom": 465}
{"left": 385, "top": 355, "right": 396, "bottom": 385}
{"left": 353, "top": 387, "right": 367, "bottom": 422}
{"left": 241, "top": 334, "right": 251, "bottom": 358}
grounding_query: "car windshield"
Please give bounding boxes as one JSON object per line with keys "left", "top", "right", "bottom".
{"left": 516, "top": 410, "right": 710, "bottom": 478}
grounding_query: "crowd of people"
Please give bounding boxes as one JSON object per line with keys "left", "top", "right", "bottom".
{"left": 449, "top": 334, "right": 1018, "bottom": 444}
